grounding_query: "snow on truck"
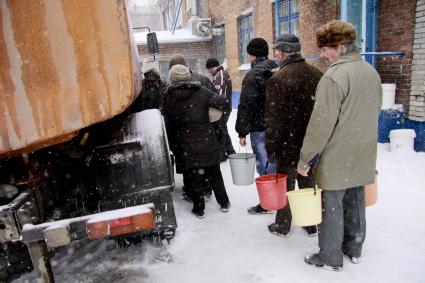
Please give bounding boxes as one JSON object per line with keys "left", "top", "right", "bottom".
{"left": 0, "top": 1, "right": 176, "bottom": 282}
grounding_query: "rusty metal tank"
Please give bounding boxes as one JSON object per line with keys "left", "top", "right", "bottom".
{"left": 0, "top": 0, "right": 142, "bottom": 158}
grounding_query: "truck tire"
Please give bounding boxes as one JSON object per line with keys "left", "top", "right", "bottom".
{"left": 0, "top": 242, "right": 33, "bottom": 282}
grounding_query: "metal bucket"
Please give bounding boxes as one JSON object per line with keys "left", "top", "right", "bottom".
{"left": 228, "top": 153, "right": 256, "bottom": 185}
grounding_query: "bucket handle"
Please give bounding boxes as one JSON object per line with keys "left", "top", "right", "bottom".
{"left": 264, "top": 161, "right": 279, "bottom": 183}
{"left": 238, "top": 145, "right": 250, "bottom": 159}
{"left": 307, "top": 154, "right": 320, "bottom": 195}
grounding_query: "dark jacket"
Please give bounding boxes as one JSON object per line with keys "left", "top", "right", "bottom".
{"left": 162, "top": 82, "right": 226, "bottom": 172}
{"left": 235, "top": 57, "right": 277, "bottom": 138}
{"left": 212, "top": 66, "right": 232, "bottom": 114}
{"left": 191, "top": 70, "right": 216, "bottom": 93}
{"left": 265, "top": 54, "right": 323, "bottom": 167}
{"left": 128, "top": 72, "right": 166, "bottom": 113}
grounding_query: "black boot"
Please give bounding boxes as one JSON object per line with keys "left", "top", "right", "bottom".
{"left": 247, "top": 204, "right": 272, "bottom": 215}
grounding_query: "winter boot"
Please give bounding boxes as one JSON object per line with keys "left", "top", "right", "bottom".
{"left": 247, "top": 204, "right": 272, "bottom": 215}
{"left": 220, "top": 202, "right": 231, "bottom": 213}
{"left": 191, "top": 209, "right": 205, "bottom": 219}
{"left": 343, "top": 251, "right": 361, "bottom": 264}
{"left": 268, "top": 223, "right": 291, "bottom": 238}
{"left": 304, "top": 253, "right": 343, "bottom": 271}
{"left": 204, "top": 192, "right": 212, "bottom": 202}
{"left": 303, "top": 225, "right": 318, "bottom": 237}
{"left": 181, "top": 192, "right": 192, "bottom": 202}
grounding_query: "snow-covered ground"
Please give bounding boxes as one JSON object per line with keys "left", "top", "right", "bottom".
{"left": 15, "top": 111, "right": 425, "bottom": 283}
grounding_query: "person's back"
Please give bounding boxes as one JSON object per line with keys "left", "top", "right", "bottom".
{"left": 162, "top": 64, "right": 231, "bottom": 218}
{"left": 309, "top": 52, "right": 381, "bottom": 189}
{"left": 236, "top": 58, "right": 277, "bottom": 137}
{"left": 163, "top": 81, "right": 222, "bottom": 169}
{"left": 266, "top": 55, "right": 322, "bottom": 167}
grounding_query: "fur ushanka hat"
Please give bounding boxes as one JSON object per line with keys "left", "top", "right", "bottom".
{"left": 316, "top": 20, "right": 357, "bottom": 48}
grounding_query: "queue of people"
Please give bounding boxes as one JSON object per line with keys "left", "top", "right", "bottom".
{"left": 134, "top": 19, "right": 382, "bottom": 272}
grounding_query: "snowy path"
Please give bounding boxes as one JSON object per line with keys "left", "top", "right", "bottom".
{"left": 15, "top": 111, "right": 425, "bottom": 283}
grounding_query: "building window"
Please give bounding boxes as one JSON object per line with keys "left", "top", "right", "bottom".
{"left": 216, "top": 27, "right": 226, "bottom": 64}
{"left": 239, "top": 13, "right": 253, "bottom": 64}
{"left": 340, "top": 0, "right": 378, "bottom": 65}
{"left": 186, "top": 59, "right": 198, "bottom": 72}
{"left": 276, "top": 0, "right": 299, "bottom": 37}
{"left": 159, "top": 61, "right": 170, "bottom": 80}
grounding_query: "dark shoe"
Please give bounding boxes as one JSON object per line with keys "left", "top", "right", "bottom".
{"left": 304, "top": 253, "right": 343, "bottom": 271}
{"left": 191, "top": 209, "right": 205, "bottom": 219}
{"left": 181, "top": 192, "right": 192, "bottom": 202}
{"left": 247, "top": 204, "right": 272, "bottom": 215}
{"left": 204, "top": 193, "right": 212, "bottom": 202}
{"left": 220, "top": 202, "right": 231, "bottom": 212}
{"left": 303, "top": 225, "right": 318, "bottom": 237}
{"left": 343, "top": 252, "right": 361, "bottom": 264}
{"left": 268, "top": 223, "right": 291, "bottom": 238}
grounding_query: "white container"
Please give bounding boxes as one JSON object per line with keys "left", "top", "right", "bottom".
{"left": 389, "top": 129, "right": 416, "bottom": 152}
{"left": 381, "top": 83, "right": 396, "bottom": 109}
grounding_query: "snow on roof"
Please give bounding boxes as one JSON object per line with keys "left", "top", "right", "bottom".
{"left": 134, "top": 28, "right": 212, "bottom": 45}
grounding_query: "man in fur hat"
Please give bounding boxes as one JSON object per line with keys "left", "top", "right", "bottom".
{"left": 298, "top": 20, "right": 382, "bottom": 271}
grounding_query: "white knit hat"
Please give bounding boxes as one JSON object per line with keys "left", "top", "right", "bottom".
{"left": 168, "top": 64, "right": 191, "bottom": 83}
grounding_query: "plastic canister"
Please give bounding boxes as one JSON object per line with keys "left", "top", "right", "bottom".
{"left": 389, "top": 129, "right": 416, "bottom": 152}
{"left": 381, "top": 83, "right": 396, "bottom": 110}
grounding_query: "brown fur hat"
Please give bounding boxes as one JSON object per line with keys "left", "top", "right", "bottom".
{"left": 316, "top": 20, "right": 357, "bottom": 48}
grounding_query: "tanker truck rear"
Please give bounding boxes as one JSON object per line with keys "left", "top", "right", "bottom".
{"left": 0, "top": 1, "right": 176, "bottom": 282}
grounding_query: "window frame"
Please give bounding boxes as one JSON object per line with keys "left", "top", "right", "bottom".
{"left": 275, "top": 0, "right": 300, "bottom": 37}
{"left": 239, "top": 13, "right": 253, "bottom": 65}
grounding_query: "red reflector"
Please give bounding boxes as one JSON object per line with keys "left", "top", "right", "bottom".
{"left": 87, "top": 211, "right": 155, "bottom": 240}
{"left": 110, "top": 217, "right": 132, "bottom": 228}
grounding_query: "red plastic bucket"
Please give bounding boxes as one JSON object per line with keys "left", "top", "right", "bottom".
{"left": 255, "top": 174, "right": 288, "bottom": 211}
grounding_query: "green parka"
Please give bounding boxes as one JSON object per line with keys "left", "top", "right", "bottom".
{"left": 298, "top": 52, "right": 382, "bottom": 190}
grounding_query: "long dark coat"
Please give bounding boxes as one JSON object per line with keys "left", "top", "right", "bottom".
{"left": 265, "top": 54, "right": 322, "bottom": 168}
{"left": 235, "top": 57, "right": 277, "bottom": 138}
{"left": 162, "top": 82, "right": 226, "bottom": 172}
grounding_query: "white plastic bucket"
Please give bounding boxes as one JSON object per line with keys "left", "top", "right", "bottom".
{"left": 389, "top": 129, "right": 416, "bottom": 152}
{"left": 228, "top": 153, "right": 256, "bottom": 185}
{"left": 381, "top": 83, "right": 396, "bottom": 109}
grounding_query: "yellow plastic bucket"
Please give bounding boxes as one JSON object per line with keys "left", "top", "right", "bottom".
{"left": 286, "top": 188, "right": 323, "bottom": 226}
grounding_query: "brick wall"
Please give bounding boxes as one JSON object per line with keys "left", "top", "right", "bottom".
{"left": 377, "top": 0, "right": 416, "bottom": 110}
{"left": 410, "top": 0, "right": 425, "bottom": 121}
{"left": 299, "top": 1, "right": 339, "bottom": 71}
{"left": 207, "top": 0, "right": 275, "bottom": 92}
{"left": 138, "top": 40, "right": 215, "bottom": 78}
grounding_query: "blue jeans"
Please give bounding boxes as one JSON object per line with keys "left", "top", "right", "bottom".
{"left": 250, "top": 132, "right": 276, "bottom": 176}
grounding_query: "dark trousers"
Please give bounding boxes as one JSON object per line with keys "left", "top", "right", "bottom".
{"left": 274, "top": 166, "right": 315, "bottom": 232}
{"left": 318, "top": 186, "right": 366, "bottom": 266}
{"left": 183, "top": 164, "right": 229, "bottom": 213}
{"left": 213, "top": 113, "right": 235, "bottom": 157}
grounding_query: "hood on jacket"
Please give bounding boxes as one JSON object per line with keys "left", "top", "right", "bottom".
{"left": 251, "top": 57, "right": 277, "bottom": 81}
{"left": 166, "top": 81, "right": 202, "bottom": 100}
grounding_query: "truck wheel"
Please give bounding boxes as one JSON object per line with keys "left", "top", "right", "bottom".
{"left": 0, "top": 242, "right": 33, "bottom": 282}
